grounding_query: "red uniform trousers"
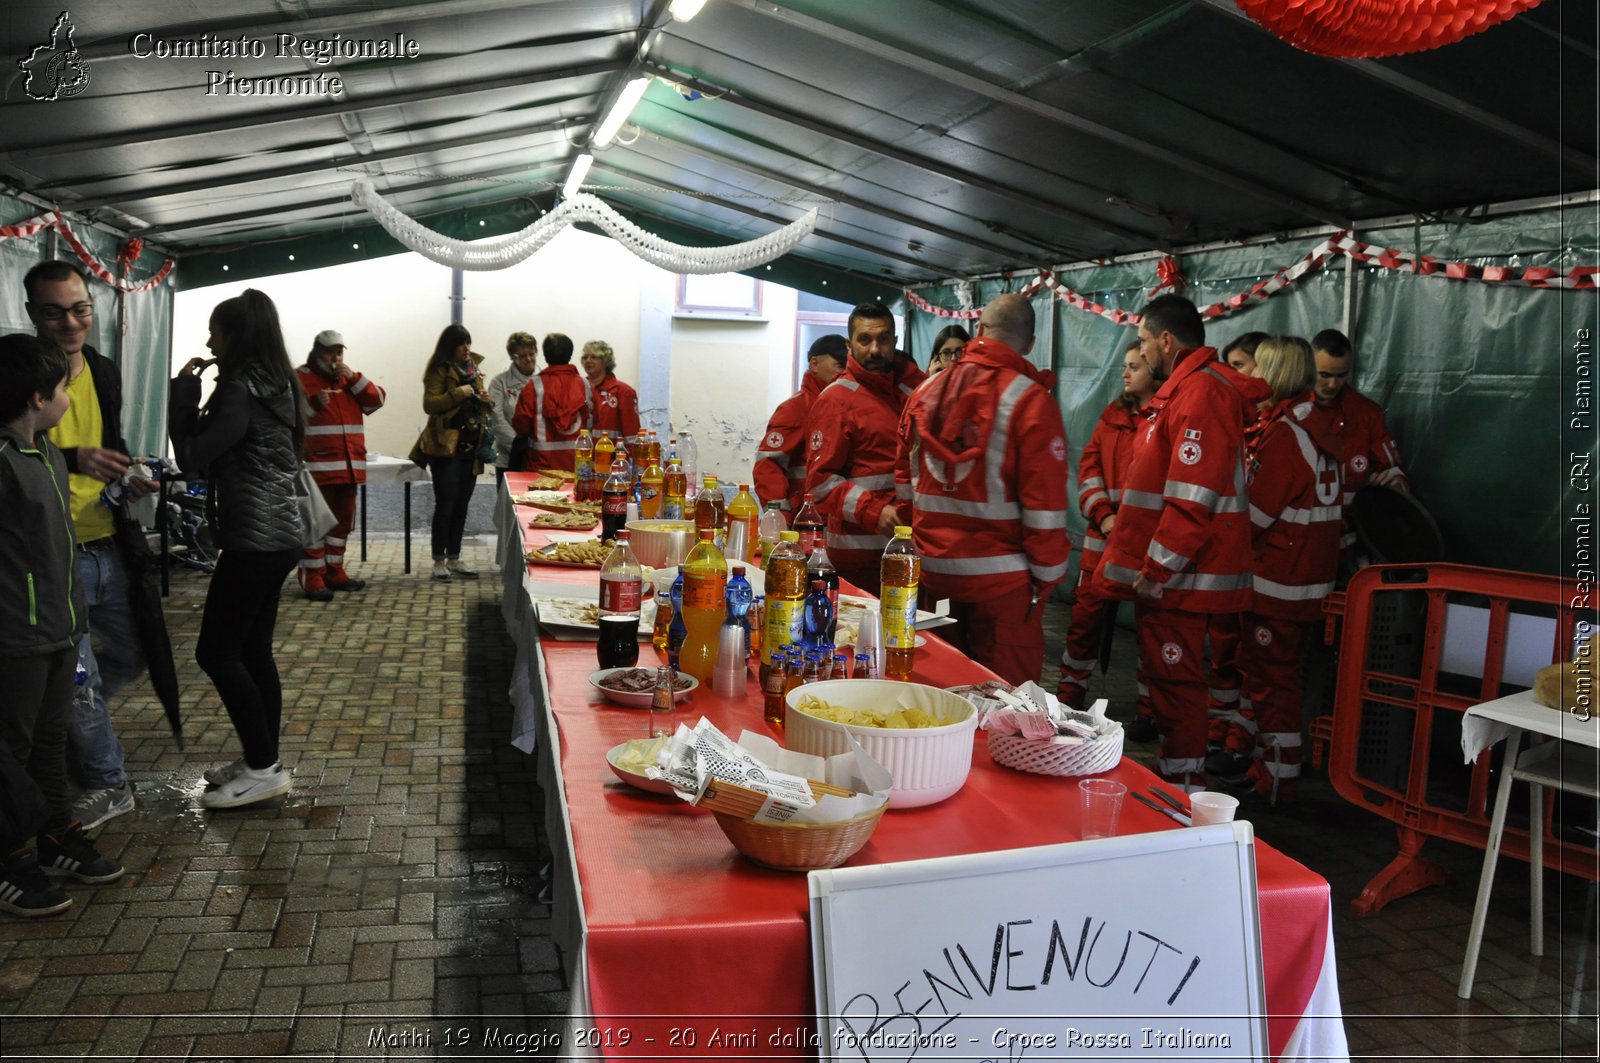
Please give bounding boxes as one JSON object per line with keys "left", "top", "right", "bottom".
{"left": 835, "top": 560, "right": 880, "bottom": 600}
{"left": 946, "top": 585, "right": 1044, "bottom": 687}
{"left": 1237, "top": 612, "right": 1307, "bottom": 800}
{"left": 1134, "top": 602, "right": 1209, "bottom": 783}
{"left": 1205, "top": 612, "right": 1255, "bottom": 756}
{"left": 300, "top": 483, "right": 359, "bottom": 589}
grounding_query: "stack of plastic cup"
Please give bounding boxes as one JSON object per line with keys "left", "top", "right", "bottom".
{"left": 713, "top": 625, "right": 747, "bottom": 697}
{"left": 853, "top": 606, "right": 884, "bottom": 680}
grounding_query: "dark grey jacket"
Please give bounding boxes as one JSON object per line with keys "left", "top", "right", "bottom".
{"left": 169, "top": 370, "right": 302, "bottom": 553}
{"left": 0, "top": 426, "right": 86, "bottom": 656}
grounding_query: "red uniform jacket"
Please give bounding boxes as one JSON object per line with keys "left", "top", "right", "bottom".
{"left": 296, "top": 365, "right": 385, "bottom": 485}
{"left": 512, "top": 365, "right": 594, "bottom": 472}
{"left": 1099, "top": 347, "right": 1269, "bottom": 613}
{"left": 896, "top": 336, "right": 1071, "bottom": 601}
{"left": 804, "top": 354, "right": 925, "bottom": 574}
{"left": 1248, "top": 395, "right": 1345, "bottom": 619}
{"left": 1298, "top": 385, "right": 1405, "bottom": 497}
{"left": 591, "top": 373, "right": 641, "bottom": 438}
{"left": 1076, "top": 398, "right": 1146, "bottom": 580}
{"left": 753, "top": 369, "right": 827, "bottom": 515}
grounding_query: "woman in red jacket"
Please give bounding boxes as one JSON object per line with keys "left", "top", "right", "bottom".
{"left": 1232, "top": 336, "right": 1344, "bottom": 805}
{"left": 1057, "top": 344, "right": 1156, "bottom": 728}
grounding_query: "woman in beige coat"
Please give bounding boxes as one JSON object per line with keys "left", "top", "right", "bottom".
{"left": 410, "top": 324, "right": 490, "bottom": 581}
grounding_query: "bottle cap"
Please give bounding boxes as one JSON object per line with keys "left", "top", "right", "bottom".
{"left": 732, "top": 565, "right": 745, "bottom": 576}
{"left": 739, "top": 482, "right": 750, "bottom": 490}
{"left": 780, "top": 531, "right": 799, "bottom": 542}
{"left": 895, "top": 525, "right": 912, "bottom": 536}
{"left": 811, "top": 579, "right": 825, "bottom": 590}
{"left": 617, "top": 529, "right": 630, "bottom": 540}
{"left": 697, "top": 527, "right": 714, "bottom": 540}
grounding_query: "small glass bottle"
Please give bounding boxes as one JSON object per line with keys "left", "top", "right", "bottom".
{"left": 855, "top": 652, "right": 876, "bottom": 680}
{"left": 832, "top": 650, "right": 851, "bottom": 680}
{"left": 649, "top": 665, "right": 676, "bottom": 737}
{"left": 761, "top": 651, "right": 789, "bottom": 728}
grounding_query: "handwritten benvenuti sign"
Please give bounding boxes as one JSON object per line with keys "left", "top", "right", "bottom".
{"left": 808, "top": 824, "right": 1267, "bottom": 1061}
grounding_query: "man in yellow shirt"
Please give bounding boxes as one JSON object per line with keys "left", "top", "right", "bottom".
{"left": 28, "top": 261, "right": 148, "bottom": 829}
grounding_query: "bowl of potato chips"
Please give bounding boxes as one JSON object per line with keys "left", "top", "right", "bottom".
{"left": 626, "top": 519, "right": 696, "bottom": 568}
{"left": 784, "top": 680, "right": 978, "bottom": 808}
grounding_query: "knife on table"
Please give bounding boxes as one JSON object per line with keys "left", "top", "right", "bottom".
{"left": 1130, "top": 792, "right": 1192, "bottom": 826}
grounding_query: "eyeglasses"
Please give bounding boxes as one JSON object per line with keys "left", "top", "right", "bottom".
{"left": 33, "top": 301, "right": 94, "bottom": 321}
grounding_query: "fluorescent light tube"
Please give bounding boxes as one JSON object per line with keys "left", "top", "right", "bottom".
{"left": 562, "top": 153, "right": 593, "bottom": 199}
{"left": 593, "top": 77, "right": 650, "bottom": 148}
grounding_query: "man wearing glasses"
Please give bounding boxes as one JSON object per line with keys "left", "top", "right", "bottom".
{"left": 26, "top": 260, "right": 147, "bottom": 830}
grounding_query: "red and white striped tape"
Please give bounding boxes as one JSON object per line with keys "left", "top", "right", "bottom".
{"left": 0, "top": 210, "right": 175, "bottom": 293}
{"left": 908, "top": 231, "right": 1597, "bottom": 327}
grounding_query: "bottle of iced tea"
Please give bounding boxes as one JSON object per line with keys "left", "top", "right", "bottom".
{"left": 880, "top": 525, "right": 921, "bottom": 681}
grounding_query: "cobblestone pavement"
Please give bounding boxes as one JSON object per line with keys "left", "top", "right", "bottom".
{"left": 0, "top": 535, "right": 566, "bottom": 1059}
{"left": 0, "top": 544, "right": 1593, "bottom": 1060}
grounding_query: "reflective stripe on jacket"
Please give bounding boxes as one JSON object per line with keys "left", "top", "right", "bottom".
{"left": 753, "top": 369, "right": 826, "bottom": 514}
{"left": 804, "top": 353, "right": 925, "bottom": 573}
{"left": 1076, "top": 398, "right": 1145, "bottom": 579}
{"left": 1248, "top": 397, "right": 1345, "bottom": 620}
{"left": 1099, "top": 347, "right": 1266, "bottom": 613}
{"left": 512, "top": 365, "right": 594, "bottom": 472}
{"left": 297, "top": 365, "right": 384, "bottom": 485}
{"left": 897, "top": 336, "right": 1070, "bottom": 601}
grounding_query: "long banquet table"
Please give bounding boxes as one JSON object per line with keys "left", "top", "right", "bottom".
{"left": 495, "top": 473, "right": 1349, "bottom": 1061}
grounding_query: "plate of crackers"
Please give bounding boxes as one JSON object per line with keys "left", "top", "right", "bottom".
{"left": 526, "top": 510, "right": 600, "bottom": 530}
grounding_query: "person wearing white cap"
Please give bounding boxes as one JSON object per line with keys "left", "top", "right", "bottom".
{"left": 294, "top": 330, "right": 386, "bottom": 601}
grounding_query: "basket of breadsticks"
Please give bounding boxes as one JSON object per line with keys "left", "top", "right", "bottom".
{"left": 648, "top": 719, "right": 892, "bottom": 871}
{"left": 976, "top": 683, "right": 1124, "bottom": 777}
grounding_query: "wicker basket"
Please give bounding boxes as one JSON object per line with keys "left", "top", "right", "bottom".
{"left": 987, "top": 726, "right": 1124, "bottom": 777}
{"left": 713, "top": 804, "right": 886, "bottom": 872}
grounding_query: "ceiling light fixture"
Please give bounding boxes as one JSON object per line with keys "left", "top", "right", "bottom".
{"left": 562, "top": 153, "right": 594, "bottom": 200}
{"left": 593, "top": 77, "right": 651, "bottom": 148}
{"left": 669, "top": 0, "right": 708, "bottom": 22}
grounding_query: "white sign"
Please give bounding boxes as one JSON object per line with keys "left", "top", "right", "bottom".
{"left": 809, "top": 824, "right": 1267, "bottom": 1061}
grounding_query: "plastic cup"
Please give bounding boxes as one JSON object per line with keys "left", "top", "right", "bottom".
{"left": 854, "top": 606, "right": 884, "bottom": 680}
{"left": 1078, "top": 778, "right": 1127, "bottom": 839}
{"left": 712, "top": 626, "right": 747, "bottom": 697}
{"left": 1189, "top": 791, "right": 1240, "bottom": 826}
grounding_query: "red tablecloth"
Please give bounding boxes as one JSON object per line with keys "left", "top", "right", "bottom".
{"left": 504, "top": 475, "right": 1335, "bottom": 1060}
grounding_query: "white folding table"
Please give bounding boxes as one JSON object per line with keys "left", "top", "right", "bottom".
{"left": 1458, "top": 688, "right": 1600, "bottom": 998}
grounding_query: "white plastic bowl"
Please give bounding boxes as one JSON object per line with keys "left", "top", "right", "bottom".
{"left": 625, "top": 519, "right": 695, "bottom": 568}
{"left": 785, "top": 679, "right": 978, "bottom": 808}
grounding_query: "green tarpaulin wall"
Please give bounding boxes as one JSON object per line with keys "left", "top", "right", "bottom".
{"left": 903, "top": 206, "right": 1599, "bottom": 578}
{"left": 0, "top": 193, "right": 173, "bottom": 460}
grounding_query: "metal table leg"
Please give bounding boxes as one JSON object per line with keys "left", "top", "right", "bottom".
{"left": 1459, "top": 724, "right": 1524, "bottom": 999}
{"left": 404, "top": 481, "right": 412, "bottom": 574}
{"left": 360, "top": 482, "right": 368, "bottom": 562}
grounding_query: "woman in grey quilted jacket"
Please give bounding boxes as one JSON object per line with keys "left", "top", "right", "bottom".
{"left": 169, "top": 289, "right": 303, "bottom": 810}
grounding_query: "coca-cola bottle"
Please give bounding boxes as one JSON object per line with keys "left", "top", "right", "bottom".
{"left": 601, "top": 462, "right": 630, "bottom": 541}
{"left": 792, "top": 494, "right": 824, "bottom": 557}
{"left": 599, "top": 529, "right": 643, "bottom": 616}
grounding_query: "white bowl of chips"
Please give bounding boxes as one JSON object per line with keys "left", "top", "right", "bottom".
{"left": 785, "top": 680, "right": 978, "bottom": 808}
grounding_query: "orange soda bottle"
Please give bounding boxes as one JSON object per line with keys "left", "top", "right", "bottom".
{"left": 678, "top": 528, "right": 728, "bottom": 683}
{"left": 594, "top": 433, "right": 616, "bottom": 475}
{"left": 880, "top": 525, "right": 921, "bottom": 681}
{"left": 725, "top": 483, "right": 761, "bottom": 563}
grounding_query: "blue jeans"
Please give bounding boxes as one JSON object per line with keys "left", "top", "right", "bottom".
{"left": 428, "top": 455, "right": 478, "bottom": 560}
{"left": 71, "top": 541, "right": 141, "bottom": 789}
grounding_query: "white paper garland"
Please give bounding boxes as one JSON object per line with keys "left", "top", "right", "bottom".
{"left": 352, "top": 178, "right": 818, "bottom": 273}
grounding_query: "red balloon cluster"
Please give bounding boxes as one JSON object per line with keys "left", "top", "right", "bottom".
{"left": 1236, "top": 0, "right": 1543, "bottom": 59}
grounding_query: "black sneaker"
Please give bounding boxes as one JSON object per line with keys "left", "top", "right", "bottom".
{"left": 0, "top": 849, "right": 72, "bottom": 917}
{"left": 38, "top": 822, "right": 125, "bottom": 884}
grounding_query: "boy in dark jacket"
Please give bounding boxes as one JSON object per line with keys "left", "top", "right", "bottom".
{"left": 0, "top": 334, "right": 124, "bottom": 918}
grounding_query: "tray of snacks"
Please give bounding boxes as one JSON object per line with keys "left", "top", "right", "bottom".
{"left": 533, "top": 597, "right": 656, "bottom": 639}
{"left": 510, "top": 488, "right": 573, "bottom": 507}
{"left": 529, "top": 539, "right": 612, "bottom": 568}
{"left": 526, "top": 509, "right": 600, "bottom": 530}
{"left": 589, "top": 667, "right": 696, "bottom": 708}
{"left": 977, "top": 683, "right": 1123, "bottom": 777}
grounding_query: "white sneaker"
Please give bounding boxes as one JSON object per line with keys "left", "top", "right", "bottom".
{"left": 201, "top": 763, "right": 290, "bottom": 809}
{"left": 431, "top": 561, "right": 452, "bottom": 582}
{"left": 203, "top": 759, "right": 248, "bottom": 786}
{"left": 447, "top": 559, "right": 479, "bottom": 579}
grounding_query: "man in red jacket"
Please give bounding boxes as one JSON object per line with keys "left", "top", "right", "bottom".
{"left": 1302, "top": 328, "right": 1408, "bottom": 567}
{"left": 754, "top": 334, "right": 846, "bottom": 518}
{"left": 897, "top": 294, "right": 1070, "bottom": 684}
{"left": 805, "top": 304, "right": 924, "bottom": 594}
{"left": 1098, "top": 296, "right": 1267, "bottom": 789}
{"left": 296, "top": 330, "right": 386, "bottom": 601}
{"left": 512, "top": 332, "right": 594, "bottom": 472}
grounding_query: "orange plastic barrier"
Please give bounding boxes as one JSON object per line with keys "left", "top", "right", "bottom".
{"left": 1324, "top": 564, "right": 1595, "bottom": 914}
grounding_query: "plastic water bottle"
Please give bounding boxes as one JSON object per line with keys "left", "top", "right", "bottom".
{"left": 802, "top": 578, "right": 834, "bottom": 651}
{"left": 725, "top": 565, "right": 754, "bottom": 658}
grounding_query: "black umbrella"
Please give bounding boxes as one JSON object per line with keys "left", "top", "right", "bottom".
{"left": 1097, "top": 599, "right": 1120, "bottom": 675}
{"left": 114, "top": 511, "right": 184, "bottom": 749}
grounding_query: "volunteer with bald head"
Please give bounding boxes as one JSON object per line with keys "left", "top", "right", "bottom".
{"left": 896, "top": 294, "right": 1070, "bottom": 684}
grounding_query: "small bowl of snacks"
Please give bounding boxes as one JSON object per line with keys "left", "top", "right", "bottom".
{"left": 589, "top": 667, "right": 697, "bottom": 708}
{"left": 785, "top": 680, "right": 978, "bottom": 808}
{"left": 606, "top": 736, "right": 676, "bottom": 794}
{"left": 981, "top": 689, "right": 1124, "bottom": 777}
